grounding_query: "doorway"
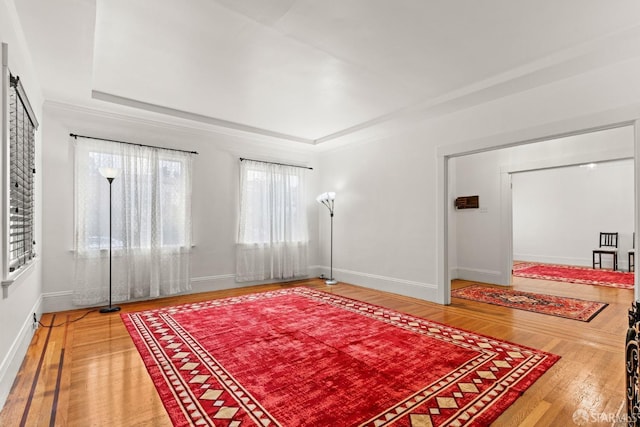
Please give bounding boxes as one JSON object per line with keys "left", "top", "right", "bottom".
{"left": 437, "top": 120, "right": 640, "bottom": 305}
{"left": 511, "top": 157, "right": 634, "bottom": 271}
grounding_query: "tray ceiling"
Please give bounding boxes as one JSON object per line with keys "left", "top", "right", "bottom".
{"left": 14, "top": 0, "right": 640, "bottom": 144}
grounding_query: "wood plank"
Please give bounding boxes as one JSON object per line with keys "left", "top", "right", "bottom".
{"left": 0, "top": 277, "right": 631, "bottom": 426}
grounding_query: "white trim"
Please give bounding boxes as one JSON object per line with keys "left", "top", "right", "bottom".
{"left": 2, "top": 259, "right": 38, "bottom": 299}
{"left": 2, "top": 42, "right": 39, "bottom": 286}
{"left": 437, "top": 153, "right": 450, "bottom": 304}
{"left": 333, "top": 267, "right": 437, "bottom": 289}
{"left": 500, "top": 172, "right": 513, "bottom": 286}
{"left": 2, "top": 43, "right": 8, "bottom": 281}
{"left": 189, "top": 272, "right": 321, "bottom": 294}
{"left": 42, "top": 271, "right": 324, "bottom": 312}
{"left": 41, "top": 290, "right": 73, "bottom": 313}
{"left": 317, "top": 266, "right": 438, "bottom": 301}
{"left": 92, "top": 91, "right": 315, "bottom": 145}
{"left": 190, "top": 274, "right": 236, "bottom": 283}
{"left": 437, "top": 108, "right": 638, "bottom": 158}
{"left": 500, "top": 146, "right": 633, "bottom": 174}
{"left": 0, "top": 295, "right": 41, "bottom": 410}
{"left": 45, "top": 101, "right": 318, "bottom": 154}
{"left": 43, "top": 290, "right": 74, "bottom": 298}
{"left": 455, "top": 267, "right": 505, "bottom": 285}
{"left": 189, "top": 274, "right": 237, "bottom": 293}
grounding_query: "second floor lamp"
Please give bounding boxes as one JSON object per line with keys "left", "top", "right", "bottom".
{"left": 316, "top": 192, "right": 337, "bottom": 285}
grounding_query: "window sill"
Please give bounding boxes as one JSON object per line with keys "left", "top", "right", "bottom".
{"left": 68, "top": 245, "right": 196, "bottom": 254}
{"left": 2, "top": 259, "right": 38, "bottom": 299}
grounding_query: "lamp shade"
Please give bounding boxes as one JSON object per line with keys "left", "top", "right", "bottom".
{"left": 99, "top": 167, "right": 120, "bottom": 179}
{"left": 316, "top": 192, "right": 336, "bottom": 203}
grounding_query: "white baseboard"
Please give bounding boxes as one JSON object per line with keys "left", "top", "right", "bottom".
{"left": 318, "top": 266, "right": 439, "bottom": 302}
{"left": 42, "top": 266, "right": 441, "bottom": 311}
{"left": 454, "top": 267, "right": 505, "bottom": 285}
{"left": 42, "top": 267, "right": 323, "bottom": 313}
{"left": 42, "top": 290, "right": 75, "bottom": 313}
{"left": 0, "top": 296, "right": 41, "bottom": 411}
{"left": 189, "top": 267, "right": 323, "bottom": 292}
{"left": 190, "top": 273, "right": 238, "bottom": 292}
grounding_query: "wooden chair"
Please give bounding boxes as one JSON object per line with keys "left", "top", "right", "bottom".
{"left": 630, "top": 232, "right": 635, "bottom": 273}
{"left": 592, "top": 232, "right": 618, "bottom": 271}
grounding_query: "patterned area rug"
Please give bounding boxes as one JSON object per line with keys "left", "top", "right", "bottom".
{"left": 513, "top": 262, "right": 634, "bottom": 289}
{"left": 452, "top": 285, "right": 608, "bottom": 322}
{"left": 122, "top": 287, "right": 559, "bottom": 426}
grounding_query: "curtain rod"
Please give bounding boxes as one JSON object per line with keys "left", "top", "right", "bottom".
{"left": 240, "top": 157, "right": 313, "bottom": 170}
{"left": 70, "top": 133, "right": 199, "bottom": 155}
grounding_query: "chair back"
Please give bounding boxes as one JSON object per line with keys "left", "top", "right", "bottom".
{"left": 599, "top": 232, "right": 618, "bottom": 248}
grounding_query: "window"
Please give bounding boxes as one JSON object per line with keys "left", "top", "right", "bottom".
{"left": 239, "top": 166, "right": 306, "bottom": 244}
{"left": 75, "top": 141, "right": 191, "bottom": 252}
{"left": 4, "top": 70, "right": 38, "bottom": 277}
{"left": 79, "top": 150, "right": 189, "bottom": 251}
{"left": 236, "top": 159, "right": 309, "bottom": 282}
{"left": 73, "top": 138, "right": 193, "bottom": 304}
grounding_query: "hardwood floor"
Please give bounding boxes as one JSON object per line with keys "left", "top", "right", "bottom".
{"left": 0, "top": 276, "right": 632, "bottom": 426}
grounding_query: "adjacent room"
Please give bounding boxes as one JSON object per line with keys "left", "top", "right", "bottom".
{"left": 2, "top": 1, "right": 640, "bottom": 425}
{"left": 453, "top": 125, "right": 635, "bottom": 279}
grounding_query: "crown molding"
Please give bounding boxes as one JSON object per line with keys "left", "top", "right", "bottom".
{"left": 44, "top": 99, "right": 320, "bottom": 154}
{"left": 91, "top": 90, "right": 315, "bottom": 145}
{"left": 45, "top": 23, "right": 640, "bottom": 154}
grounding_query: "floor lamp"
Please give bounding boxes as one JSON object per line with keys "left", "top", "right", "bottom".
{"left": 316, "top": 192, "right": 337, "bottom": 285}
{"left": 99, "top": 167, "right": 121, "bottom": 313}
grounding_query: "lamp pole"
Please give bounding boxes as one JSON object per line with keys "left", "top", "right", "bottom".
{"left": 317, "top": 192, "right": 337, "bottom": 285}
{"left": 99, "top": 168, "right": 120, "bottom": 313}
{"left": 328, "top": 209, "right": 336, "bottom": 285}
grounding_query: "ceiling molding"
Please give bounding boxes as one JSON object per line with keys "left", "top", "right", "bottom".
{"left": 91, "top": 90, "right": 316, "bottom": 145}
{"left": 437, "top": 103, "right": 640, "bottom": 159}
{"left": 316, "top": 23, "right": 640, "bottom": 145}
{"left": 44, "top": 100, "right": 320, "bottom": 154}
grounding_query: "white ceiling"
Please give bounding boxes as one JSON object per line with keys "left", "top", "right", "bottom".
{"left": 13, "top": 0, "right": 640, "bottom": 144}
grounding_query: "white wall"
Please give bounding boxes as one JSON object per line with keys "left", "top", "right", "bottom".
{"left": 3, "top": 1, "right": 640, "bottom": 413}
{"left": 318, "top": 56, "right": 640, "bottom": 303}
{"left": 40, "top": 103, "right": 320, "bottom": 312}
{"left": 513, "top": 159, "right": 634, "bottom": 269}
{"left": 0, "top": 0, "right": 44, "bottom": 411}
{"left": 317, "top": 134, "right": 438, "bottom": 300}
{"left": 453, "top": 125, "right": 634, "bottom": 283}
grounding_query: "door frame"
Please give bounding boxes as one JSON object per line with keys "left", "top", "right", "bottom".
{"left": 436, "top": 106, "right": 640, "bottom": 305}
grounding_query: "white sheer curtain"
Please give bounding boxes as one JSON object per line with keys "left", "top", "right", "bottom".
{"left": 236, "top": 160, "right": 309, "bottom": 282}
{"left": 73, "top": 138, "right": 193, "bottom": 305}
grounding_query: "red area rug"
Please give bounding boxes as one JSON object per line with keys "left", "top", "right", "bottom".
{"left": 122, "top": 287, "right": 559, "bottom": 426}
{"left": 452, "top": 285, "right": 608, "bottom": 322}
{"left": 513, "top": 262, "right": 634, "bottom": 289}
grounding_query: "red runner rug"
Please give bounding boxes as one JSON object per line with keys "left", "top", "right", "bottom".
{"left": 513, "top": 262, "right": 634, "bottom": 289}
{"left": 452, "top": 285, "right": 608, "bottom": 322}
{"left": 122, "top": 287, "right": 559, "bottom": 426}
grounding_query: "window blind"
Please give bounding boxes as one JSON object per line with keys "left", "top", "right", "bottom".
{"left": 8, "top": 74, "right": 38, "bottom": 273}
